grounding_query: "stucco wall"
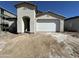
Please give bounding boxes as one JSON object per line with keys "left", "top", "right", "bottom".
{"left": 65, "top": 18, "right": 79, "bottom": 32}
{"left": 17, "top": 4, "right": 36, "bottom": 33}
{"left": 60, "top": 19, "right": 64, "bottom": 32}
{"left": 37, "top": 14, "right": 59, "bottom": 19}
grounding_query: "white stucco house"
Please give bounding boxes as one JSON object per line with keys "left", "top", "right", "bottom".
{"left": 15, "top": 2, "right": 65, "bottom": 33}
{"left": 65, "top": 16, "right": 79, "bottom": 32}
{"left": 0, "top": 2, "right": 65, "bottom": 33}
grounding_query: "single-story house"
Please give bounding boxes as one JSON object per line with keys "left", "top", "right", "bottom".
{"left": 15, "top": 2, "right": 65, "bottom": 33}
{"left": 65, "top": 16, "right": 79, "bottom": 32}
{"left": 0, "top": 2, "right": 65, "bottom": 33}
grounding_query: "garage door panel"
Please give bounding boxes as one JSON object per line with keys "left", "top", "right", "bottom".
{"left": 36, "top": 23, "right": 56, "bottom": 32}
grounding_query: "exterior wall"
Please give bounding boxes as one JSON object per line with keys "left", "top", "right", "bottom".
{"left": 65, "top": 20, "right": 71, "bottom": 31}
{"left": 0, "top": 8, "right": 4, "bottom": 31}
{"left": 36, "top": 14, "right": 64, "bottom": 32}
{"left": 0, "top": 8, "right": 1, "bottom": 31}
{"left": 2, "top": 19, "right": 16, "bottom": 27}
{"left": 4, "top": 11, "right": 16, "bottom": 18}
{"left": 60, "top": 19, "right": 64, "bottom": 32}
{"left": 2, "top": 18, "right": 17, "bottom": 32}
{"left": 65, "top": 18, "right": 79, "bottom": 32}
{"left": 0, "top": 8, "right": 17, "bottom": 33}
{"left": 36, "top": 14, "right": 59, "bottom": 19}
{"left": 17, "top": 4, "right": 36, "bottom": 33}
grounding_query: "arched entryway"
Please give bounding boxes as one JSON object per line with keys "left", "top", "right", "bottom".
{"left": 22, "top": 16, "right": 30, "bottom": 32}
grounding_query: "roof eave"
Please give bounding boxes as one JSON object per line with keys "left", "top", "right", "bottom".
{"left": 36, "top": 11, "right": 65, "bottom": 19}
{"left": 15, "top": 2, "right": 37, "bottom": 8}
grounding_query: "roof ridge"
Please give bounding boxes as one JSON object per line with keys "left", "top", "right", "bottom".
{"left": 47, "top": 10, "right": 65, "bottom": 18}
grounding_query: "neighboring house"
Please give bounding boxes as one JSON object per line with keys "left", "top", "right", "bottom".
{"left": 0, "top": 8, "right": 17, "bottom": 33}
{"left": 65, "top": 16, "right": 79, "bottom": 32}
{"left": 15, "top": 2, "right": 65, "bottom": 33}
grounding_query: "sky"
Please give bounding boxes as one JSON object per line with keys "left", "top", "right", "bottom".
{"left": 0, "top": 1, "right": 79, "bottom": 18}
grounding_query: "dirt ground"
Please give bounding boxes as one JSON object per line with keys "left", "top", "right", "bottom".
{"left": 0, "top": 32, "right": 79, "bottom": 58}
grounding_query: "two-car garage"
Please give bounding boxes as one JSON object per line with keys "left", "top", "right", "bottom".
{"left": 36, "top": 12, "right": 64, "bottom": 32}
{"left": 36, "top": 19, "right": 60, "bottom": 32}
{"left": 36, "top": 22, "right": 56, "bottom": 32}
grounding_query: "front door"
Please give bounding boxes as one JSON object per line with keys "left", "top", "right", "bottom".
{"left": 23, "top": 16, "right": 30, "bottom": 32}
